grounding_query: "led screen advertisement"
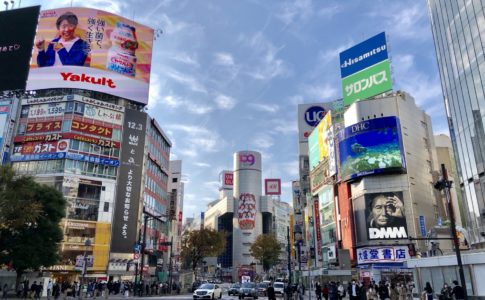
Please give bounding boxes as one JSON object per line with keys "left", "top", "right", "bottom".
{"left": 308, "top": 110, "right": 336, "bottom": 175}
{"left": 27, "top": 7, "right": 154, "bottom": 105}
{"left": 338, "top": 116, "right": 405, "bottom": 181}
{"left": 0, "top": 6, "right": 40, "bottom": 92}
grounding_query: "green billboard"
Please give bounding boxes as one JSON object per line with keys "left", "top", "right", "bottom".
{"left": 342, "top": 59, "right": 392, "bottom": 106}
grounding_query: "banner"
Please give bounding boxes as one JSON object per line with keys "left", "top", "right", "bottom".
{"left": 27, "top": 7, "right": 154, "bottom": 105}
{"left": 357, "top": 246, "right": 409, "bottom": 264}
{"left": 71, "top": 119, "right": 113, "bottom": 138}
{"left": 27, "top": 102, "right": 66, "bottom": 118}
{"left": 265, "top": 178, "right": 281, "bottom": 195}
{"left": 26, "top": 120, "right": 62, "bottom": 133}
{"left": 14, "top": 132, "right": 120, "bottom": 148}
{"left": 111, "top": 109, "right": 147, "bottom": 253}
{"left": 14, "top": 139, "right": 69, "bottom": 155}
{"left": 0, "top": 6, "right": 40, "bottom": 91}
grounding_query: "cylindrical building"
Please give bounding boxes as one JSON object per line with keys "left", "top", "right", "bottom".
{"left": 233, "top": 151, "right": 262, "bottom": 276}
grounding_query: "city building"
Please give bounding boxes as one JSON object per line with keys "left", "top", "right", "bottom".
{"left": 168, "top": 160, "right": 184, "bottom": 279}
{"left": 427, "top": 0, "right": 485, "bottom": 248}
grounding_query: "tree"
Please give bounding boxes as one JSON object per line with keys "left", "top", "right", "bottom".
{"left": 249, "top": 234, "right": 282, "bottom": 272}
{"left": 180, "top": 228, "right": 226, "bottom": 277}
{"left": 0, "top": 166, "right": 42, "bottom": 230}
{"left": 0, "top": 166, "right": 66, "bottom": 287}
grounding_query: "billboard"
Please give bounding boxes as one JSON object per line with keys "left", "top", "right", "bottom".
{"left": 111, "top": 109, "right": 147, "bottom": 253}
{"left": 339, "top": 32, "right": 388, "bottom": 78}
{"left": 308, "top": 111, "right": 336, "bottom": 174}
{"left": 264, "top": 178, "right": 281, "bottom": 195}
{"left": 237, "top": 193, "right": 257, "bottom": 230}
{"left": 220, "top": 170, "right": 233, "bottom": 189}
{"left": 364, "top": 191, "right": 408, "bottom": 240}
{"left": 298, "top": 102, "right": 342, "bottom": 144}
{"left": 0, "top": 6, "right": 40, "bottom": 92}
{"left": 342, "top": 60, "right": 392, "bottom": 106}
{"left": 357, "top": 246, "right": 409, "bottom": 264}
{"left": 26, "top": 7, "right": 154, "bottom": 105}
{"left": 338, "top": 116, "right": 405, "bottom": 181}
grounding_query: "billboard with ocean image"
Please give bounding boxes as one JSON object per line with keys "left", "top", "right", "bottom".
{"left": 338, "top": 116, "right": 405, "bottom": 181}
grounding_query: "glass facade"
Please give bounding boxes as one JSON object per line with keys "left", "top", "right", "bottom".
{"left": 428, "top": 0, "right": 485, "bottom": 246}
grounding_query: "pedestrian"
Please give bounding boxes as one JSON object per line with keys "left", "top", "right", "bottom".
{"left": 367, "top": 284, "right": 377, "bottom": 300}
{"left": 359, "top": 282, "right": 367, "bottom": 300}
{"left": 329, "top": 282, "right": 338, "bottom": 300}
{"left": 337, "top": 282, "right": 345, "bottom": 300}
{"left": 423, "top": 282, "right": 433, "bottom": 300}
{"left": 390, "top": 283, "right": 399, "bottom": 300}
{"left": 397, "top": 283, "right": 407, "bottom": 300}
{"left": 53, "top": 282, "right": 60, "bottom": 300}
{"left": 316, "top": 282, "right": 322, "bottom": 300}
{"left": 451, "top": 280, "right": 465, "bottom": 300}
{"left": 46, "top": 280, "right": 53, "bottom": 300}
{"left": 34, "top": 282, "right": 42, "bottom": 300}
{"left": 348, "top": 280, "right": 360, "bottom": 300}
{"left": 267, "top": 282, "right": 276, "bottom": 300}
{"left": 323, "top": 283, "right": 329, "bottom": 300}
{"left": 378, "top": 281, "right": 389, "bottom": 300}
{"left": 2, "top": 283, "right": 8, "bottom": 298}
{"left": 298, "top": 283, "right": 305, "bottom": 300}
{"left": 439, "top": 283, "right": 452, "bottom": 300}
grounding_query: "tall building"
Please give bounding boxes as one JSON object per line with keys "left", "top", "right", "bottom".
{"left": 168, "top": 160, "right": 184, "bottom": 274}
{"left": 427, "top": 0, "right": 485, "bottom": 247}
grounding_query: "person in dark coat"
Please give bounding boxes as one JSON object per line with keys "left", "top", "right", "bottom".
{"left": 378, "top": 281, "right": 389, "bottom": 300}
{"left": 424, "top": 282, "right": 433, "bottom": 300}
{"left": 267, "top": 283, "right": 276, "bottom": 300}
{"left": 329, "top": 282, "right": 338, "bottom": 300}
{"left": 316, "top": 282, "right": 322, "bottom": 300}
{"left": 451, "top": 281, "right": 465, "bottom": 300}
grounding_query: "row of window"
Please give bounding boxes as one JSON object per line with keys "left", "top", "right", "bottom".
{"left": 148, "top": 124, "right": 171, "bottom": 154}
{"left": 12, "top": 159, "right": 117, "bottom": 179}
{"left": 70, "top": 140, "right": 120, "bottom": 158}
{"left": 147, "top": 141, "right": 170, "bottom": 171}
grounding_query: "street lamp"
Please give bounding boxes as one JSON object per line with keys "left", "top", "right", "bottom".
{"left": 79, "top": 239, "right": 91, "bottom": 300}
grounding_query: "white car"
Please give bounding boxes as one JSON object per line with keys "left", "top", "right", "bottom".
{"left": 273, "top": 282, "right": 285, "bottom": 297}
{"left": 193, "top": 283, "right": 223, "bottom": 299}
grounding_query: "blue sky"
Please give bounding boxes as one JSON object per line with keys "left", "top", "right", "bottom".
{"left": 22, "top": 0, "right": 447, "bottom": 219}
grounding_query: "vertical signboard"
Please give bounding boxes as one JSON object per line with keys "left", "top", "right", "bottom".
{"left": 313, "top": 197, "right": 322, "bottom": 258}
{"left": 339, "top": 32, "right": 392, "bottom": 106}
{"left": 419, "top": 215, "right": 427, "bottom": 237}
{"left": 0, "top": 6, "right": 40, "bottom": 91}
{"left": 220, "top": 170, "right": 233, "bottom": 189}
{"left": 111, "top": 108, "right": 147, "bottom": 253}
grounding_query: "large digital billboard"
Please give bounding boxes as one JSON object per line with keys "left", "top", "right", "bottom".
{"left": 308, "top": 111, "right": 336, "bottom": 174}
{"left": 338, "top": 116, "right": 405, "bottom": 181}
{"left": 297, "top": 100, "right": 344, "bottom": 145}
{"left": 26, "top": 7, "right": 154, "bottom": 105}
{"left": 0, "top": 6, "right": 40, "bottom": 91}
{"left": 365, "top": 191, "right": 408, "bottom": 240}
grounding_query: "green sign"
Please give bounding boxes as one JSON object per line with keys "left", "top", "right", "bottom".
{"left": 342, "top": 59, "right": 392, "bottom": 106}
{"left": 308, "top": 128, "right": 320, "bottom": 171}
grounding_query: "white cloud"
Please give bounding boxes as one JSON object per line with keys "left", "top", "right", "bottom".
{"left": 156, "top": 14, "right": 191, "bottom": 36}
{"left": 248, "top": 103, "right": 280, "bottom": 113}
{"left": 169, "top": 52, "right": 200, "bottom": 67}
{"left": 214, "top": 94, "right": 237, "bottom": 110}
{"left": 301, "top": 83, "right": 338, "bottom": 101}
{"left": 167, "top": 124, "right": 226, "bottom": 155}
{"left": 147, "top": 73, "right": 162, "bottom": 110}
{"left": 194, "top": 162, "right": 211, "bottom": 168}
{"left": 272, "top": 119, "right": 298, "bottom": 135}
{"left": 160, "top": 93, "right": 213, "bottom": 115}
{"left": 281, "top": 160, "right": 299, "bottom": 177}
{"left": 276, "top": 0, "right": 340, "bottom": 26}
{"left": 251, "top": 133, "right": 274, "bottom": 150}
{"left": 164, "top": 67, "right": 207, "bottom": 94}
{"left": 214, "top": 52, "right": 235, "bottom": 66}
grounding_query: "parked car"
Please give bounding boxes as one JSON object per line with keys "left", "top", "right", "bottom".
{"left": 239, "top": 282, "right": 258, "bottom": 299}
{"left": 273, "top": 282, "right": 285, "bottom": 297}
{"left": 193, "top": 283, "right": 222, "bottom": 299}
{"left": 257, "top": 282, "right": 268, "bottom": 296}
{"left": 228, "top": 283, "right": 241, "bottom": 296}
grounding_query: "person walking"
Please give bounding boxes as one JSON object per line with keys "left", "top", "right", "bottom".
{"left": 378, "top": 281, "right": 389, "bottom": 300}
{"left": 329, "top": 282, "right": 338, "bottom": 300}
{"left": 337, "top": 282, "right": 345, "bottom": 300}
{"left": 451, "top": 281, "right": 465, "bottom": 300}
{"left": 389, "top": 283, "right": 399, "bottom": 300}
{"left": 348, "top": 280, "right": 360, "bottom": 300}
{"left": 267, "top": 282, "right": 276, "bottom": 300}
{"left": 46, "top": 280, "right": 53, "bottom": 300}
{"left": 366, "top": 284, "right": 377, "bottom": 300}
{"left": 397, "top": 283, "right": 407, "bottom": 300}
{"left": 423, "top": 282, "right": 433, "bottom": 300}
{"left": 439, "top": 283, "right": 452, "bottom": 300}
{"left": 316, "top": 282, "right": 322, "bottom": 300}
{"left": 323, "top": 283, "right": 329, "bottom": 300}
{"left": 53, "top": 282, "right": 60, "bottom": 300}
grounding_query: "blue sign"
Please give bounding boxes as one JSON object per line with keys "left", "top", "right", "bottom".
{"left": 11, "top": 152, "right": 66, "bottom": 162}
{"left": 419, "top": 215, "right": 426, "bottom": 237}
{"left": 339, "top": 32, "right": 388, "bottom": 78}
{"left": 304, "top": 106, "right": 326, "bottom": 126}
{"left": 66, "top": 152, "right": 120, "bottom": 167}
{"left": 338, "top": 116, "right": 406, "bottom": 181}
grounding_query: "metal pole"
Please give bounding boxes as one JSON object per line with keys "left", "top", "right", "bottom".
{"left": 287, "top": 226, "right": 292, "bottom": 285}
{"left": 134, "top": 228, "right": 142, "bottom": 294}
{"left": 78, "top": 250, "right": 86, "bottom": 300}
{"left": 441, "top": 164, "right": 468, "bottom": 299}
{"left": 168, "top": 236, "right": 173, "bottom": 294}
{"left": 297, "top": 242, "right": 302, "bottom": 283}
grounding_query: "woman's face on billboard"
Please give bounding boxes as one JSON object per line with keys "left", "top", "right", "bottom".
{"left": 58, "top": 20, "right": 76, "bottom": 41}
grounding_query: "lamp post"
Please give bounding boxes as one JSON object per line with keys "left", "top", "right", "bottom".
{"left": 434, "top": 164, "right": 467, "bottom": 299}
{"left": 79, "top": 239, "right": 91, "bottom": 300}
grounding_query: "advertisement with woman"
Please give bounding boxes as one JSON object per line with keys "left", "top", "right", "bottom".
{"left": 27, "top": 7, "right": 154, "bottom": 105}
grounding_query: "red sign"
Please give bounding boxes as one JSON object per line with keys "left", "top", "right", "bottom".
{"left": 26, "top": 120, "right": 62, "bottom": 133}
{"left": 14, "top": 133, "right": 120, "bottom": 148}
{"left": 313, "top": 197, "right": 322, "bottom": 257}
{"left": 265, "top": 178, "right": 281, "bottom": 195}
{"left": 178, "top": 211, "right": 183, "bottom": 222}
{"left": 71, "top": 120, "right": 112, "bottom": 138}
{"left": 14, "top": 139, "right": 69, "bottom": 155}
{"left": 224, "top": 173, "right": 233, "bottom": 186}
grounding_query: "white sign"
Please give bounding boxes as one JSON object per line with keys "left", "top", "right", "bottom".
{"left": 83, "top": 104, "right": 123, "bottom": 125}
{"left": 357, "top": 246, "right": 409, "bottom": 264}
{"left": 265, "top": 178, "right": 281, "bottom": 195}
{"left": 27, "top": 102, "right": 66, "bottom": 118}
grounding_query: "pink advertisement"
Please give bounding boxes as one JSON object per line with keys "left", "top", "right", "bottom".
{"left": 237, "top": 193, "right": 256, "bottom": 230}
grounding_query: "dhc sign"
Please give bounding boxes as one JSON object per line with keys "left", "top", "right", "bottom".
{"left": 304, "top": 106, "right": 326, "bottom": 127}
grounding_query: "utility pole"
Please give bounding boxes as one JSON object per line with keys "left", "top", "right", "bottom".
{"left": 168, "top": 236, "right": 174, "bottom": 293}
{"left": 287, "top": 226, "right": 292, "bottom": 285}
{"left": 434, "top": 164, "right": 468, "bottom": 299}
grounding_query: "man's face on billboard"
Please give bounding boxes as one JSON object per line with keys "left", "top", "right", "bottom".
{"left": 59, "top": 20, "right": 76, "bottom": 41}
{"left": 371, "top": 196, "right": 392, "bottom": 226}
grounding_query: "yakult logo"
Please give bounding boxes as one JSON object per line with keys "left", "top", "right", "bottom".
{"left": 239, "top": 153, "right": 255, "bottom": 166}
{"left": 61, "top": 72, "right": 116, "bottom": 88}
